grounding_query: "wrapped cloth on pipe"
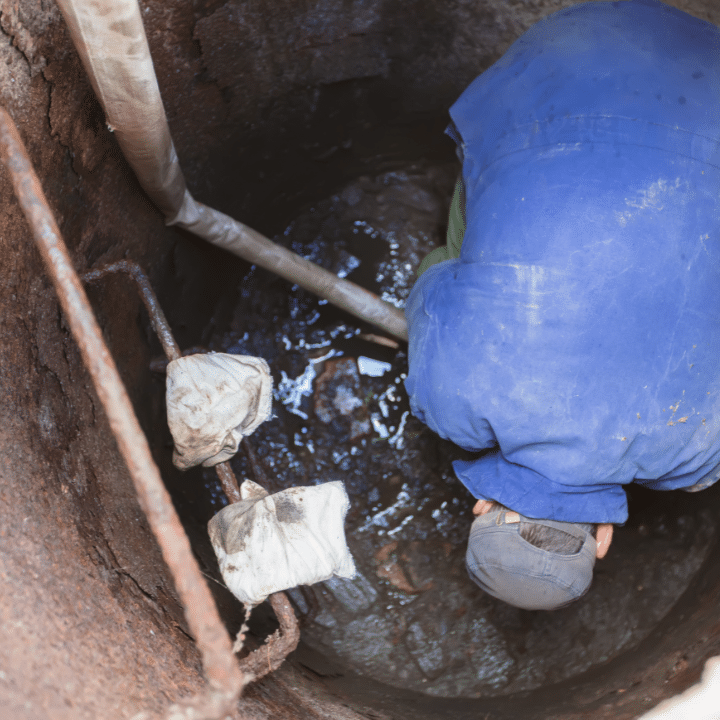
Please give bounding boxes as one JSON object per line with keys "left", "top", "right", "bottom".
{"left": 166, "top": 353, "right": 272, "bottom": 469}
{"left": 209, "top": 480, "right": 356, "bottom": 607}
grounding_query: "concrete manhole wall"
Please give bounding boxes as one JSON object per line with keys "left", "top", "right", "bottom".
{"left": 1, "top": 1, "right": 719, "bottom": 719}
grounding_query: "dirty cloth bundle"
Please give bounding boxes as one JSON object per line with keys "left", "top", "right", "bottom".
{"left": 166, "top": 353, "right": 272, "bottom": 469}
{"left": 209, "top": 480, "right": 356, "bottom": 606}
{"left": 165, "top": 351, "right": 355, "bottom": 604}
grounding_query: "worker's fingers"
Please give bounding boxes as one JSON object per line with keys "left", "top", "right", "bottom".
{"left": 595, "top": 523, "right": 614, "bottom": 559}
{"left": 473, "top": 499, "right": 494, "bottom": 516}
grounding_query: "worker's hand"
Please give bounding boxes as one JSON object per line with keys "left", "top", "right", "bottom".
{"left": 595, "top": 523, "right": 613, "bottom": 559}
{"left": 472, "top": 499, "right": 494, "bottom": 516}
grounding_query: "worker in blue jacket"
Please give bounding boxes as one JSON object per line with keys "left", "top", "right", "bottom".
{"left": 405, "top": 0, "right": 720, "bottom": 610}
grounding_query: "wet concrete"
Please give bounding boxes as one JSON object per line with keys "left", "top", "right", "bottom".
{"left": 205, "top": 164, "right": 719, "bottom": 698}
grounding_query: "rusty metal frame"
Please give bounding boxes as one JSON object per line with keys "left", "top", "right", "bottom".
{"left": 81, "top": 260, "right": 302, "bottom": 681}
{"left": 0, "top": 106, "right": 246, "bottom": 717}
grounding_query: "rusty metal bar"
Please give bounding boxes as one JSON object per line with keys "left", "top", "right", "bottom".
{"left": 0, "top": 106, "right": 245, "bottom": 716}
{"left": 238, "top": 593, "right": 301, "bottom": 680}
{"left": 215, "top": 462, "right": 242, "bottom": 504}
{"left": 82, "top": 261, "right": 181, "bottom": 362}
{"left": 80, "top": 259, "right": 299, "bottom": 678}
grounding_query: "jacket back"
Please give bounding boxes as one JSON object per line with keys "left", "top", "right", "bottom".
{"left": 405, "top": 0, "right": 720, "bottom": 523}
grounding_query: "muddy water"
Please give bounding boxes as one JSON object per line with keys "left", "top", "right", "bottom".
{"left": 207, "top": 164, "right": 717, "bottom": 697}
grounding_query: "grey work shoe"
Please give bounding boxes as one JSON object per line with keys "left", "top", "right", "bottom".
{"left": 466, "top": 506, "right": 596, "bottom": 611}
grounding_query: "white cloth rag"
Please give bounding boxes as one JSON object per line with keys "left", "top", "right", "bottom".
{"left": 208, "top": 479, "right": 356, "bottom": 607}
{"left": 166, "top": 353, "right": 272, "bottom": 469}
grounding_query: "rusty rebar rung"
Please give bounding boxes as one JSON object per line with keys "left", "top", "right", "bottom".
{"left": 215, "top": 462, "right": 242, "bottom": 504}
{"left": 81, "top": 255, "right": 300, "bottom": 680}
{"left": 82, "top": 260, "right": 182, "bottom": 362}
{"left": 238, "top": 593, "right": 301, "bottom": 679}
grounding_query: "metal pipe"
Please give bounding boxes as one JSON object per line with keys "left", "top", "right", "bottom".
{"left": 170, "top": 196, "right": 409, "bottom": 341}
{"left": 54, "top": 0, "right": 408, "bottom": 342}
{"left": 0, "top": 106, "right": 245, "bottom": 717}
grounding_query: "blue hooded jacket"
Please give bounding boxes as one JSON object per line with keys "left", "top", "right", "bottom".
{"left": 404, "top": 0, "right": 720, "bottom": 523}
